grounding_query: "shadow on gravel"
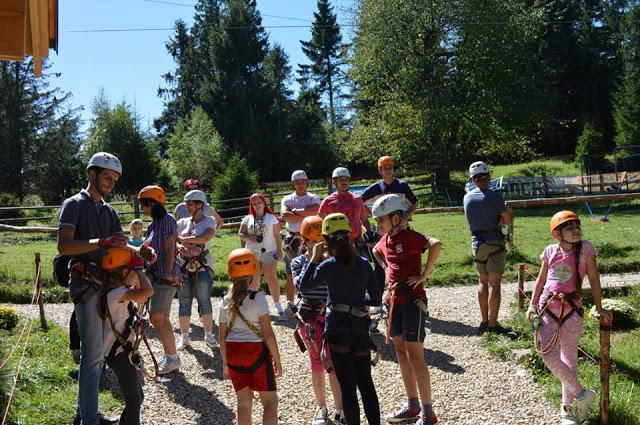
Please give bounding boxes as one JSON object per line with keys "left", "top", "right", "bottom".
{"left": 189, "top": 346, "right": 225, "bottom": 380}
{"left": 425, "top": 348, "right": 465, "bottom": 374}
{"left": 425, "top": 316, "right": 479, "bottom": 337}
{"left": 157, "top": 372, "right": 235, "bottom": 424}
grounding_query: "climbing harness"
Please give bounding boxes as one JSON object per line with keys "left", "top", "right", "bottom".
{"left": 384, "top": 281, "right": 430, "bottom": 345}
{"left": 532, "top": 291, "right": 584, "bottom": 355}
{"left": 98, "top": 286, "right": 159, "bottom": 381}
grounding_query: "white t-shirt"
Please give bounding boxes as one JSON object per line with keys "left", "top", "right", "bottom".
{"left": 177, "top": 216, "right": 216, "bottom": 267}
{"left": 102, "top": 286, "right": 136, "bottom": 358}
{"left": 280, "top": 192, "right": 320, "bottom": 233}
{"left": 173, "top": 202, "right": 217, "bottom": 221}
{"left": 241, "top": 213, "right": 280, "bottom": 253}
{"left": 218, "top": 291, "right": 270, "bottom": 342}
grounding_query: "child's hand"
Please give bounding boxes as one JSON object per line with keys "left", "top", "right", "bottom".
{"left": 222, "top": 364, "right": 230, "bottom": 380}
{"left": 406, "top": 273, "right": 427, "bottom": 288}
{"left": 273, "top": 359, "right": 283, "bottom": 378}
{"left": 526, "top": 305, "right": 537, "bottom": 322}
{"left": 597, "top": 308, "right": 613, "bottom": 323}
{"left": 311, "top": 241, "right": 326, "bottom": 263}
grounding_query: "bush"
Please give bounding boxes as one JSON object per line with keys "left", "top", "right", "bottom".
{"left": 0, "top": 306, "right": 21, "bottom": 330}
{"left": 576, "top": 122, "right": 606, "bottom": 159}
{"left": 0, "top": 192, "right": 20, "bottom": 220}
{"left": 590, "top": 299, "right": 638, "bottom": 329}
{"left": 212, "top": 154, "right": 258, "bottom": 218}
{"left": 0, "top": 284, "right": 70, "bottom": 304}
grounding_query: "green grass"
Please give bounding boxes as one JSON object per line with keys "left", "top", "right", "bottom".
{"left": 480, "top": 286, "right": 640, "bottom": 425}
{"left": 2, "top": 200, "right": 640, "bottom": 301}
{"left": 0, "top": 321, "right": 122, "bottom": 425}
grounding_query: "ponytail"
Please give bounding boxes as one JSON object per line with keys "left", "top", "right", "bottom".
{"left": 225, "top": 276, "right": 251, "bottom": 315}
{"left": 326, "top": 233, "right": 356, "bottom": 271}
{"left": 574, "top": 241, "right": 583, "bottom": 298}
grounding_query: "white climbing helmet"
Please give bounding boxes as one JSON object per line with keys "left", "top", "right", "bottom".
{"left": 332, "top": 167, "right": 351, "bottom": 179}
{"left": 469, "top": 161, "right": 490, "bottom": 178}
{"left": 184, "top": 190, "right": 207, "bottom": 203}
{"left": 87, "top": 152, "right": 122, "bottom": 175}
{"left": 291, "top": 170, "right": 308, "bottom": 181}
{"left": 371, "top": 194, "right": 407, "bottom": 219}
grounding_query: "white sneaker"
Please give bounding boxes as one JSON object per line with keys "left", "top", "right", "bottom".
{"left": 312, "top": 406, "right": 328, "bottom": 425}
{"left": 158, "top": 356, "right": 181, "bottom": 375}
{"left": 333, "top": 411, "right": 347, "bottom": 425}
{"left": 561, "top": 404, "right": 577, "bottom": 425}
{"left": 274, "top": 302, "right": 284, "bottom": 316}
{"left": 573, "top": 388, "right": 596, "bottom": 423}
{"left": 205, "top": 333, "right": 219, "bottom": 348}
{"left": 176, "top": 335, "right": 191, "bottom": 350}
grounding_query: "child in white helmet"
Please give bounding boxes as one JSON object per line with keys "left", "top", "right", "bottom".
{"left": 371, "top": 194, "right": 442, "bottom": 425}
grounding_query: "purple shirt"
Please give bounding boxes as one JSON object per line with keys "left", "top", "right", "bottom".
{"left": 145, "top": 212, "right": 180, "bottom": 277}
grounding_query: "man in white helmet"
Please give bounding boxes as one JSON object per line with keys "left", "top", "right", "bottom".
{"left": 463, "top": 161, "right": 512, "bottom": 335}
{"left": 318, "top": 167, "right": 371, "bottom": 240}
{"left": 57, "top": 152, "right": 126, "bottom": 425}
{"left": 279, "top": 170, "right": 320, "bottom": 321}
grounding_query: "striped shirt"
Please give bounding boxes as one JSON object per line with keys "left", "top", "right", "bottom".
{"left": 291, "top": 254, "right": 328, "bottom": 321}
{"left": 145, "top": 212, "right": 180, "bottom": 277}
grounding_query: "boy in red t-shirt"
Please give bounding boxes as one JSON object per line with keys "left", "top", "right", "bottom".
{"left": 371, "top": 194, "right": 442, "bottom": 425}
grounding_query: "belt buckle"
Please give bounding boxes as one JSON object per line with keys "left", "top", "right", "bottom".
{"left": 186, "top": 261, "right": 197, "bottom": 272}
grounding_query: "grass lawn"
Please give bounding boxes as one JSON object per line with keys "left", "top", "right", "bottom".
{"left": 481, "top": 286, "right": 640, "bottom": 425}
{"left": 1, "top": 199, "right": 640, "bottom": 302}
{"left": 0, "top": 321, "right": 121, "bottom": 425}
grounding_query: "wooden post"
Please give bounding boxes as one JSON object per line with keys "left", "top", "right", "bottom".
{"left": 133, "top": 198, "right": 140, "bottom": 219}
{"left": 35, "top": 253, "right": 47, "bottom": 331}
{"left": 267, "top": 193, "right": 275, "bottom": 212}
{"left": 517, "top": 263, "right": 525, "bottom": 309}
{"left": 600, "top": 315, "right": 611, "bottom": 425}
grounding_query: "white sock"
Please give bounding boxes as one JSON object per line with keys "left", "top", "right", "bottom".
{"left": 181, "top": 333, "right": 189, "bottom": 338}
{"left": 204, "top": 331, "right": 212, "bottom": 338}
{"left": 166, "top": 353, "right": 179, "bottom": 361}
{"left": 274, "top": 302, "right": 283, "bottom": 313}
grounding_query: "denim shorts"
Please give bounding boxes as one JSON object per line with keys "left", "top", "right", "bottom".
{"left": 390, "top": 301, "right": 427, "bottom": 343}
{"left": 149, "top": 282, "right": 177, "bottom": 315}
{"left": 253, "top": 250, "right": 278, "bottom": 265}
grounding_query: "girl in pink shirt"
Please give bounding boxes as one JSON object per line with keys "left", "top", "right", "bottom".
{"left": 527, "top": 211, "right": 612, "bottom": 425}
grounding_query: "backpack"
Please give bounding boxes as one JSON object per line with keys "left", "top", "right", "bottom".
{"left": 52, "top": 254, "right": 74, "bottom": 287}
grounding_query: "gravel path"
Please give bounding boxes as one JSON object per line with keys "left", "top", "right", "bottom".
{"left": 5, "top": 272, "right": 640, "bottom": 425}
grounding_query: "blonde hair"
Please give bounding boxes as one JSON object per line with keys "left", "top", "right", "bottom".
{"left": 130, "top": 218, "right": 143, "bottom": 227}
{"left": 225, "top": 276, "right": 252, "bottom": 315}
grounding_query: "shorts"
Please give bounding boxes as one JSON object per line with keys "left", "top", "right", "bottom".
{"left": 226, "top": 341, "right": 277, "bottom": 392}
{"left": 299, "top": 316, "right": 334, "bottom": 374}
{"left": 148, "top": 282, "right": 177, "bottom": 315}
{"left": 252, "top": 250, "right": 278, "bottom": 265}
{"left": 389, "top": 301, "right": 427, "bottom": 343}
{"left": 473, "top": 242, "right": 507, "bottom": 276}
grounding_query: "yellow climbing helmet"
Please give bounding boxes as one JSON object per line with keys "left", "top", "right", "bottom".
{"left": 322, "top": 213, "right": 351, "bottom": 236}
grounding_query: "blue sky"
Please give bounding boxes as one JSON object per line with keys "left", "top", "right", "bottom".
{"left": 50, "top": 0, "right": 353, "bottom": 132}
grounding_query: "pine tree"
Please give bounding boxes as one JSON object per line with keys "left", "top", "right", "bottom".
{"left": 299, "top": 0, "right": 344, "bottom": 127}
{"left": 613, "top": 3, "right": 640, "bottom": 148}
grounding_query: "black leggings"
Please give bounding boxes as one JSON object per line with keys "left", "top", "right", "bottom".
{"left": 106, "top": 352, "right": 144, "bottom": 425}
{"left": 328, "top": 335, "right": 380, "bottom": 425}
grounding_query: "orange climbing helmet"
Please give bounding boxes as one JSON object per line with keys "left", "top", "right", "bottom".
{"left": 550, "top": 210, "right": 580, "bottom": 235}
{"left": 227, "top": 248, "right": 258, "bottom": 279}
{"left": 377, "top": 156, "right": 394, "bottom": 168}
{"left": 137, "top": 185, "right": 166, "bottom": 205}
{"left": 300, "top": 216, "right": 324, "bottom": 242}
{"left": 102, "top": 246, "right": 133, "bottom": 270}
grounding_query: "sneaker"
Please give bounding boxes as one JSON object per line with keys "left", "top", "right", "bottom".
{"left": 312, "top": 406, "right": 329, "bottom": 425}
{"left": 369, "top": 318, "right": 381, "bottom": 335}
{"left": 560, "top": 404, "right": 577, "bottom": 425}
{"left": 176, "top": 335, "right": 191, "bottom": 350}
{"left": 415, "top": 411, "right": 438, "bottom": 425}
{"left": 487, "top": 324, "right": 512, "bottom": 335}
{"left": 70, "top": 348, "right": 81, "bottom": 364}
{"left": 478, "top": 321, "right": 489, "bottom": 334}
{"left": 385, "top": 404, "right": 420, "bottom": 423}
{"left": 333, "top": 411, "right": 347, "bottom": 425}
{"left": 278, "top": 306, "right": 291, "bottom": 322}
{"left": 205, "top": 333, "right": 219, "bottom": 349}
{"left": 573, "top": 388, "right": 596, "bottom": 423}
{"left": 73, "top": 413, "right": 120, "bottom": 425}
{"left": 157, "top": 356, "right": 181, "bottom": 375}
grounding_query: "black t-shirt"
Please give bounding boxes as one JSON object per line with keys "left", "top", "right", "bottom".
{"left": 360, "top": 178, "right": 418, "bottom": 205}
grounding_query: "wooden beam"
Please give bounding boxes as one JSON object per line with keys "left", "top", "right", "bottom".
{"left": 0, "top": 0, "right": 27, "bottom": 60}
{"left": 27, "top": 0, "right": 42, "bottom": 77}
